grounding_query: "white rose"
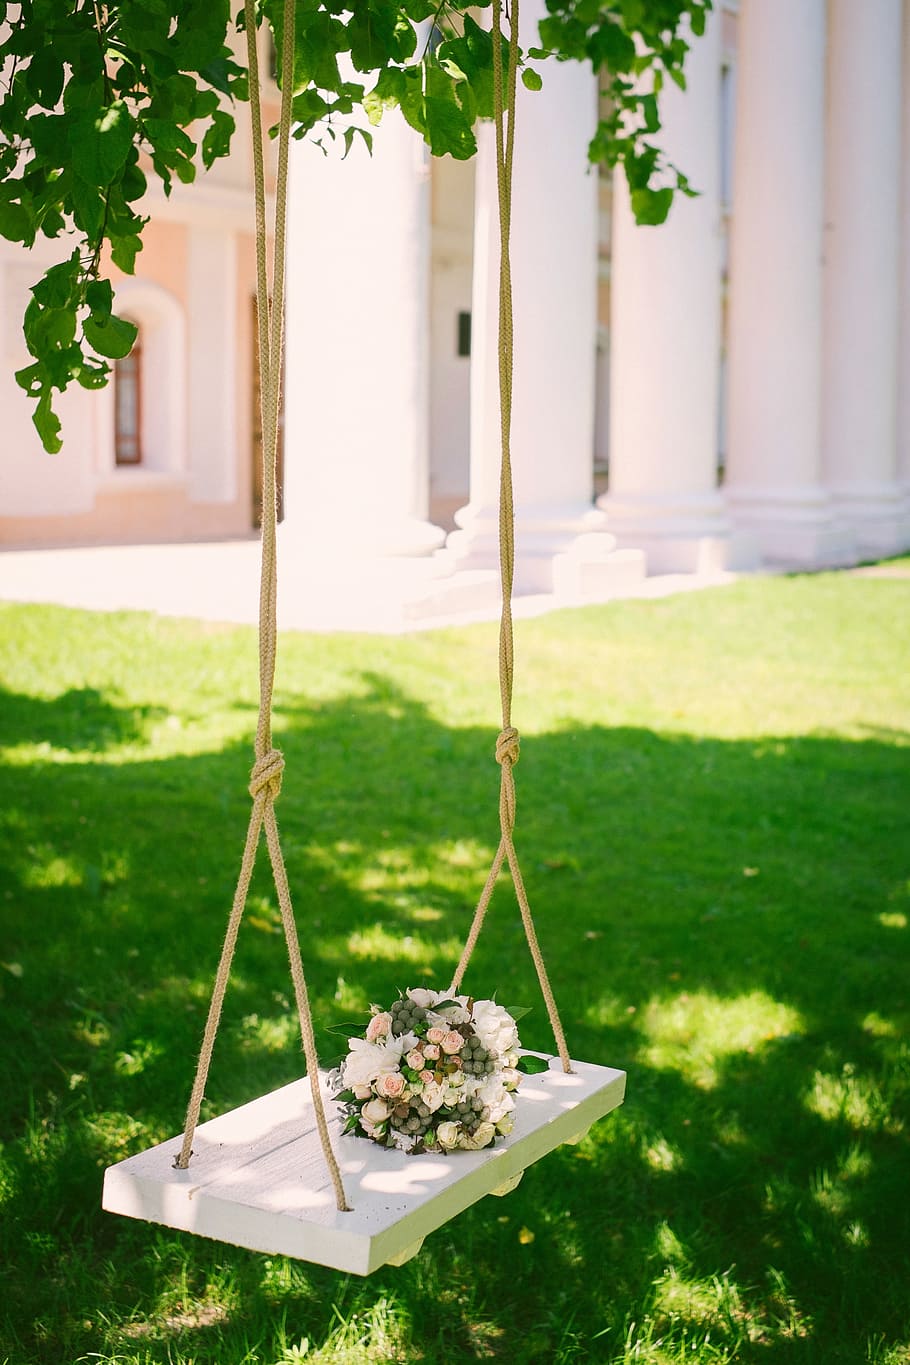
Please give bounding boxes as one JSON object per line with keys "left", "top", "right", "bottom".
{"left": 362, "top": 1097, "right": 390, "bottom": 1125}
{"left": 472, "top": 1000, "right": 520, "bottom": 1058}
{"left": 421, "top": 1081, "right": 447, "bottom": 1113}
{"left": 470, "top": 1120, "right": 497, "bottom": 1149}
{"left": 407, "top": 988, "right": 439, "bottom": 1009}
{"left": 476, "top": 1073, "right": 507, "bottom": 1110}
{"left": 436, "top": 1120, "right": 460, "bottom": 1149}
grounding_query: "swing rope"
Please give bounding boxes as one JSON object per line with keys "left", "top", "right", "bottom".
{"left": 174, "top": 0, "right": 350, "bottom": 1214}
{"left": 449, "top": 0, "right": 572, "bottom": 1076}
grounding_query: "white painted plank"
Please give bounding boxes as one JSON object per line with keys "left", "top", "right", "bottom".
{"left": 102, "top": 1054, "right": 625, "bottom": 1275}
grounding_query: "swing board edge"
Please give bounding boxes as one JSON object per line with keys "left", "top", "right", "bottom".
{"left": 102, "top": 1054, "right": 625, "bottom": 1275}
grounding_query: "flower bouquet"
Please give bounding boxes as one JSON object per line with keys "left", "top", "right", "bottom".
{"left": 329, "top": 987, "right": 547, "bottom": 1155}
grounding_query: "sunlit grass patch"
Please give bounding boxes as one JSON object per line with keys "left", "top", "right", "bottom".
{"left": 638, "top": 990, "right": 804, "bottom": 1088}
{"left": 806, "top": 1065, "right": 903, "bottom": 1135}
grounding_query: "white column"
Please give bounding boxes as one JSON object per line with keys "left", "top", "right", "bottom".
{"left": 895, "top": 0, "right": 910, "bottom": 539}
{"left": 445, "top": 0, "right": 643, "bottom": 596}
{"left": 187, "top": 225, "right": 237, "bottom": 502}
{"left": 599, "top": 9, "right": 728, "bottom": 575}
{"left": 281, "top": 109, "right": 444, "bottom": 558}
{"left": 725, "top": 0, "right": 852, "bottom": 567}
{"left": 822, "top": 0, "right": 906, "bottom": 558}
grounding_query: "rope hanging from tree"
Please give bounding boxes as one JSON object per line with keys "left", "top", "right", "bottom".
{"left": 174, "top": 0, "right": 569, "bottom": 1220}
{"left": 448, "top": 0, "right": 572, "bottom": 1076}
{"left": 174, "top": 0, "right": 350, "bottom": 1213}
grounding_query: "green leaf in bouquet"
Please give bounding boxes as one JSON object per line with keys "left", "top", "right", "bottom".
{"left": 504, "top": 1005, "right": 533, "bottom": 1023}
{"left": 516, "top": 1054, "right": 551, "bottom": 1075}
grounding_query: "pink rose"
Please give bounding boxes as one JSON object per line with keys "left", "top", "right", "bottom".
{"left": 420, "top": 1069, "right": 435, "bottom": 1084}
{"left": 406, "top": 1049, "right": 424, "bottom": 1070}
{"left": 441, "top": 1030, "right": 463, "bottom": 1055}
{"left": 423, "top": 1043, "right": 440, "bottom": 1061}
{"left": 426, "top": 1027, "right": 446, "bottom": 1045}
{"left": 376, "top": 1072, "right": 406, "bottom": 1100}
{"left": 366, "top": 1011, "right": 392, "bottom": 1043}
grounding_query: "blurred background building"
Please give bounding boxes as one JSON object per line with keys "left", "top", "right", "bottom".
{"left": 2, "top": 0, "right": 908, "bottom": 598}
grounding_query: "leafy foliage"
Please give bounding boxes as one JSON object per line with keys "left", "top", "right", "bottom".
{"left": 0, "top": 0, "right": 245, "bottom": 451}
{"left": 0, "top": 0, "right": 711, "bottom": 450}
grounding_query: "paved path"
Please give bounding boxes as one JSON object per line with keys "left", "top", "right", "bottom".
{"left": 0, "top": 536, "right": 740, "bottom": 633}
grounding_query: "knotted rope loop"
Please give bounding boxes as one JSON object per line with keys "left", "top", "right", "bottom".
{"left": 450, "top": 0, "right": 573, "bottom": 1075}
{"left": 495, "top": 726, "right": 520, "bottom": 769}
{"left": 249, "top": 748, "right": 285, "bottom": 803}
{"left": 174, "top": 0, "right": 350, "bottom": 1210}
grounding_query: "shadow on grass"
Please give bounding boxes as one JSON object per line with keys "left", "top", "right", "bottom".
{"left": 0, "top": 676, "right": 908, "bottom": 1363}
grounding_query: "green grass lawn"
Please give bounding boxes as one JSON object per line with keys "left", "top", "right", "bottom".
{"left": 1, "top": 570, "right": 908, "bottom": 1364}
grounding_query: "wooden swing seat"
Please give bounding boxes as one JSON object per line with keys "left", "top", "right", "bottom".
{"left": 102, "top": 1054, "right": 625, "bottom": 1275}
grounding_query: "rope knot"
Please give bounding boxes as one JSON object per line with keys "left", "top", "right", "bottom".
{"left": 249, "top": 748, "right": 285, "bottom": 803}
{"left": 495, "top": 726, "right": 520, "bottom": 768}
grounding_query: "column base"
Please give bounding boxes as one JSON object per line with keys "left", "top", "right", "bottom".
{"left": 725, "top": 488, "right": 857, "bottom": 568}
{"left": 828, "top": 484, "right": 910, "bottom": 560}
{"left": 442, "top": 500, "right": 644, "bottom": 594}
{"left": 597, "top": 490, "right": 735, "bottom": 574}
{"left": 280, "top": 515, "right": 446, "bottom": 561}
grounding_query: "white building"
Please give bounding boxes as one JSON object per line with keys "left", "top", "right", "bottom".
{"left": 2, "top": 0, "right": 909, "bottom": 596}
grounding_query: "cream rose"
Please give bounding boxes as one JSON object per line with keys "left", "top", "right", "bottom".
{"left": 436, "top": 1120, "right": 460, "bottom": 1149}
{"left": 441, "top": 1030, "right": 464, "bottom": 1055}
{"left": 426, "top": 1027, "right": 446, "bottom": 1046}
{"left": 407, "top": 988, "right": 438, "bottom": 1009}
{"left": 406, "top": 1049, "right": 424, "bottom": 1071}
{"left": 423, "top": 1043, "right": 440, "bottom": 1061}
{"left": 362, "top": 1097, "right": 389, "bottom": 1125}
{"left": 458, "top": 1120, "right": 496, "bottom": 1151}
{"left": 421, "top": 1081, "right": 447, "bottom": 1112}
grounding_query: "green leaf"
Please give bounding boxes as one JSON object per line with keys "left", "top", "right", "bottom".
{"left": 516, "top": 1054, "right": 551, "bottom": 1075}
{"left": 170, "top": 0, "right": 231, "bottom": 70}
{"left": 83, "top": 311, "right": 138, "bottom": 360}
{"left": 15, "top": 362, "right": 44, "bottom": 398}
{"left": 504, "top": 1005, "right": 533, "bottom": 1024}
{"left": 110, "top": 232, "right": 142, "bottom": 274}
{"left": 341, "top": 125, "right": 372, "bottom": 159}
{"left": 85, "top": 279, "right": 114, "bottom": 316}
{"left": 75, "top": 358, "right": 111, "bottom": 390}
{"left": 34, "top": 387, "right": 62, "bottom": 454}
{"left": 30, "top": 253, "right": 81, "bottom": 310}
{"left": 422, "top": 65, "right": 476, "bottom": 160}
{"left": 143, "top": 118, "right": 195, "bottom": 160}
{"left": 70, "top": 101, "right": 136, "bottom": 184}
{"left": 630, "top": 184, "right": 673, "bottom": 226}
{"left": 25, "top": 50, "right": 65, "bottom": 109}
{"left": 70, "top": 178, "right": 106, "bottom": 239}
{"left": 0, "top": 199, "right": 34, "bottom": 244}
{"left": 521, "top": 68, "right": 543, "bottom": 92}
{"left": 201, "top": 109, "right": 234, "bottom": 170}
{"left": 640, "top": 93, "right": 659, "bottom": 133}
